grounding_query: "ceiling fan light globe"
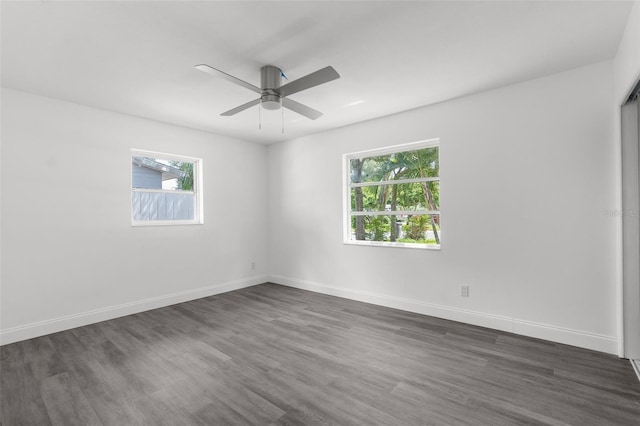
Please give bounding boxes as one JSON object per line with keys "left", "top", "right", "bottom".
{"left": 262, "top": 101, "right": 281, "bottom": 110}
{"left": 261, "top": 94, "right": 281, "bottom": 110}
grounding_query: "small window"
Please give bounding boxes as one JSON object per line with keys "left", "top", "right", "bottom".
{"left": 344, "top": 139, "right": 440, "bottom": 249}
{"left": 131, "top": 149, "right": 203, "bottom": 226}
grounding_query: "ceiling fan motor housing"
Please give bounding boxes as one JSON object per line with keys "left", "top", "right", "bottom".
{"left": 260, "top": 65, "right": 282, "bottom": 110}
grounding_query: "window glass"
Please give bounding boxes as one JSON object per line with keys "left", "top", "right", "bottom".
{"left": 131, "top": 150, "right": 202, "bottom": 225}
{"left": 345, "top": 140, "right": 440, "bottom": 248}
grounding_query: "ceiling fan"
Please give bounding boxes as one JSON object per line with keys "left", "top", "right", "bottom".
{"left": 195, "top": 64, "right": 340, "bottom": 120}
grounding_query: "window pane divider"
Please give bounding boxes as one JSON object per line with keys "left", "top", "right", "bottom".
{"left": 132, "top": 188, "right": 195, "bottom": 194}
{"left": 350, "top": 176, "right": 439, "bottom": 188}
{"left": 350, "top": 210, "right": 439, "bottom": 216}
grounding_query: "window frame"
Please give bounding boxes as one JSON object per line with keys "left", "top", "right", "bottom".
{"left": 342, "top": 138, "right": 441, "bottom": 250}
{"left": 131, "top": 149, "right": 204, "bottom": 227}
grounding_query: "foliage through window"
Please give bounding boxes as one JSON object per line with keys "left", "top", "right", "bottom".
{"left": 131, "top": 149, "right": 203, "bottom": 225}
{"left": 344, "top": 140, "right": 440, "bottom": 248}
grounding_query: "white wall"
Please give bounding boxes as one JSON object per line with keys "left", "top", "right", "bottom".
{"left": 614, "top": 0, "right": 640, "bottom": 103}
{"left": 0, "top": 88, "right": 269, "bottom": 344}
{"left": 268, "top": 61, "right": 618, "bottom": 353}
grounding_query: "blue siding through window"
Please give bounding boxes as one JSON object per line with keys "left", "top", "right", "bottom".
{"left": 132, "top": 165, "right": 162, "bottom": 189}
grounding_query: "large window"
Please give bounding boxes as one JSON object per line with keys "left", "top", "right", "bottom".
{"left": 344, "top": 139, "right": 440, "bottom": 249}
{"left": 131, "top": 149, "right": 203, "bottom": 226}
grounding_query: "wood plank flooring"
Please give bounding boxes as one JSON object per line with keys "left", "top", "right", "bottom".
{"left": 1, "top": 283, "right": 639, "bottom": 425}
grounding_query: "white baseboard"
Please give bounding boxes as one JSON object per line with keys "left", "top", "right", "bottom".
{"left": 0, "top": 275, "right": 267, "bottom": 346}
{"left": 269, "top": 275, "right": 618, "bottom": 355}
{"left": 631, "top": 359, "right": 640, "bottom": 383}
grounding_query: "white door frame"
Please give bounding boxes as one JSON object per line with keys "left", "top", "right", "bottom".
{"left": 620, "top": 80, "right": 640, "bottom": 368}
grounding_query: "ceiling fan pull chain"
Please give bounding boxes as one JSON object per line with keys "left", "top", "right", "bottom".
{"left": 259, "top": 98, "right": 262, "bottom": 130}
{"left": 281, "top": 99, "right": 285, "bottom": 134}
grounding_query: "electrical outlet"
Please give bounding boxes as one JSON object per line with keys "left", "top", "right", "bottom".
{"left": 461, "top": 285, "right": 469, "bottom": 297}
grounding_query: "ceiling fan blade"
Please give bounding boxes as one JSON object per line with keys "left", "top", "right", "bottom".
{"left": 282, "top": 98, "right": 323, "bottom": 120}
{"left": 278, "top": 66, "right": 340, "bottom": 97}
{"left": 195, "top": 64, "right": 261, "bottom": 94}
{"left": 221, "top": 99, "right": 261, "bottom": 116}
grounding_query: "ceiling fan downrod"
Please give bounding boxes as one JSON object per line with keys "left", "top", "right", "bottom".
{"left": 260, "top": 65, "right": 283, "bottom": 111}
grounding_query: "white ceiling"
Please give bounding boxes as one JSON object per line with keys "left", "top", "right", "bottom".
{"left": 1, "top": 1, "right": 633, "bottom": 144}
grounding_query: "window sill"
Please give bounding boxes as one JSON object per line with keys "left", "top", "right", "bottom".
{"left": 343, "top": 240, "right": 441, "bottom": 250}
{"left": 131, "top": 220, "right": 204, "bottom": 227}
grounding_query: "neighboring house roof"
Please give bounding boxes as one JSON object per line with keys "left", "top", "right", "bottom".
{"left": 132, "top": 157, "right": 187, "bottom": 181}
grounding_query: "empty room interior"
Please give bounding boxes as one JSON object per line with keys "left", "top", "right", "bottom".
{"left": 2, "top": 0, "right": 640, "bottom": 425}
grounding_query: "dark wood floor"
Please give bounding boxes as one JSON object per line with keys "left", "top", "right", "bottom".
{"left": 1, "top": 283, "right": 639, "bottom": 425}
